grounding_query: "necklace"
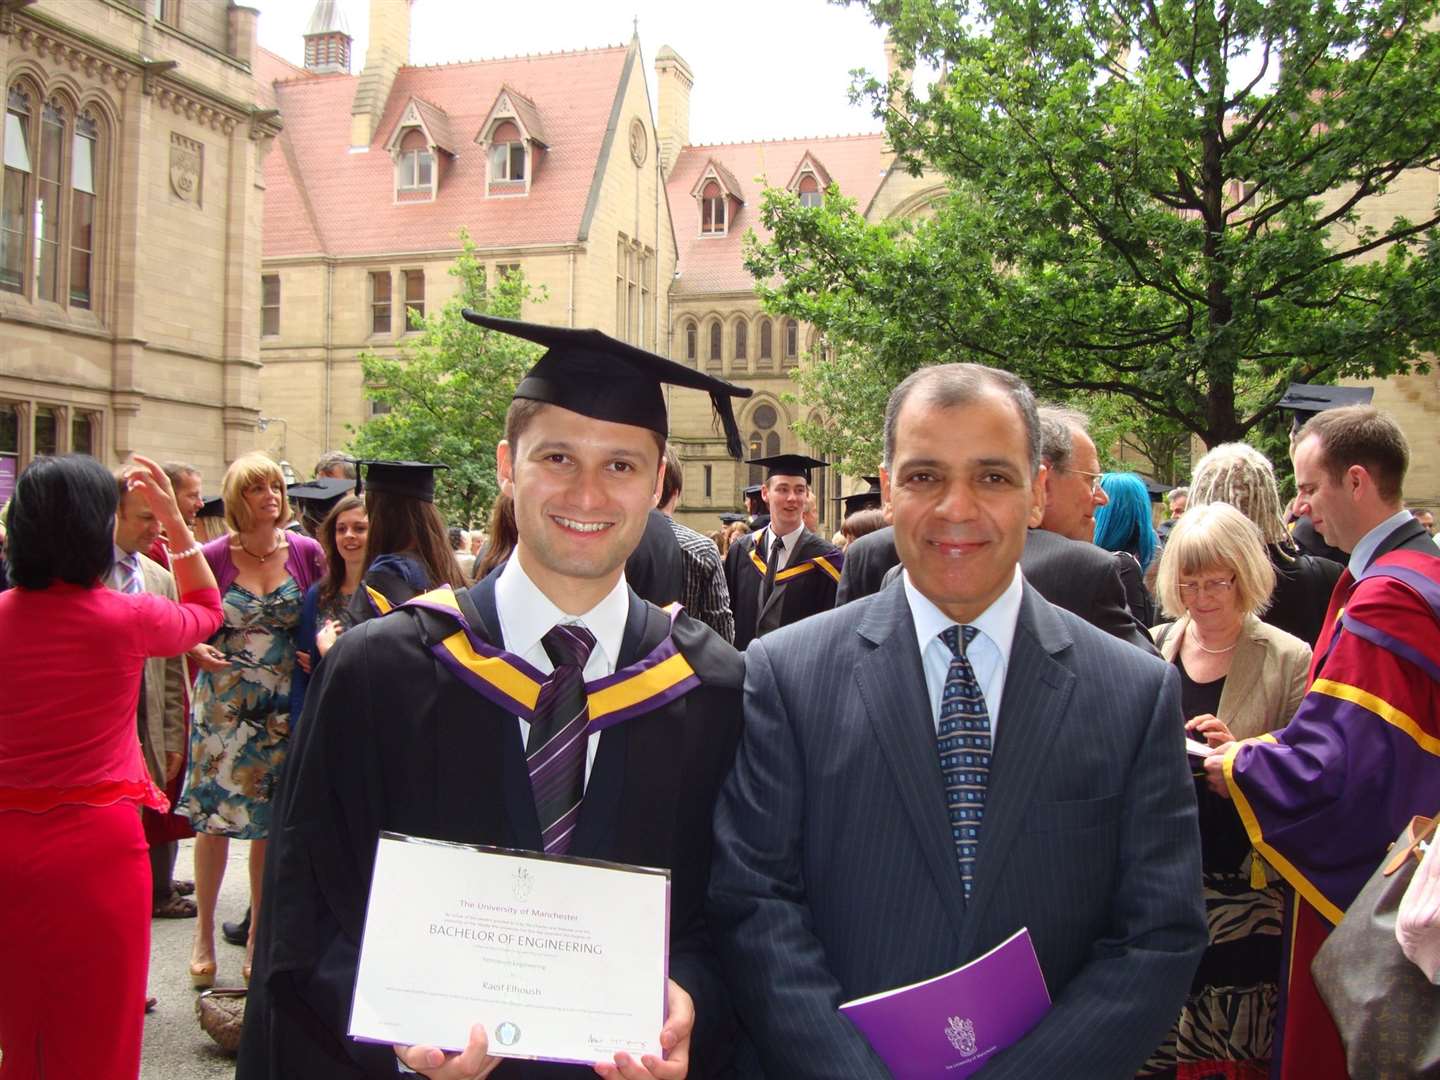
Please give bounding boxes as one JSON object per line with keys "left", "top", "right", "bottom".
{"left": 239, "top": 529, "right": 282, "bottom": 563}
{"left": 1190, "top": 632, "right": 1239, "bottom": 654}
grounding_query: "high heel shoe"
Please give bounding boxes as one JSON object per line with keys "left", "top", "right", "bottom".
{"left": 189, "top": 960, "right": 217, "bottom": 989}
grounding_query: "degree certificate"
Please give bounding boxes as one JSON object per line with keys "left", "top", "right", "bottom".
{"left": 349, "top": 832, "right": 671, "bottom": 1065}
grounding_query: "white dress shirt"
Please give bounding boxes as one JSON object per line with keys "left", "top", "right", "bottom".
{"left": 494, "top": 556, "right": 630, "bottom": 788}
{"left": 760, "top": 522, "right": 806, "bottom": 571}
{"left": 1348, "top": 508, "right": 1421, "bottom": 577}
{"left": 902, "top": 565, "right": 1025, "bottom": 741}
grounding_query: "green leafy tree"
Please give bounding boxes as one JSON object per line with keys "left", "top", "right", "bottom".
{"left": 348, "top": 232, "right": 543, "bottom": 526}
{"left": 752, "top": 0, "right": 1440, "bottom": 471}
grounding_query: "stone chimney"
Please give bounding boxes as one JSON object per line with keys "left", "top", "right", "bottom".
{"left": 350, "top": 0, "right": 413, "bottom": 148}
{"left": 227, "top": 4, "right": 258, "bottom": 68}
{"left": 654, "top": 45, "right": 692, "bottom": 179}
{"left": 303, "top": 0, "right": 352, "bottom": 74}
{"left": 883, "top": 34, "right": 912, "bottom": 114}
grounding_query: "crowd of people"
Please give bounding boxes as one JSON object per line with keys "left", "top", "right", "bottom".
{"left": 0, "top": 315, "right": 1437, "bottom": 1080}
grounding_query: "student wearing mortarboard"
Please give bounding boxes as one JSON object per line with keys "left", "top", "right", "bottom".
{"left": 741, "top": 484, "right": 769, "bottom": 532}
{"left": 287, "top": 475, "right": 356, "bottom": 538}
{"left": 723, "top": 454, "right": 844, "bottom": 650}
{"left": 237, "top": 315, "right": 752, "bottom": 1080}
{"left": 344, "top": 460, "right": 469, "bottom": 624}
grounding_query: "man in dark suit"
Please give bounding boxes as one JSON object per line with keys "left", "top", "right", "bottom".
{"left": 724, "top": 455, "right": 842, "bottom": 650}
{"left": 1210, "top": 404, "right": 1440, "bottom": 1080}
{"left": 711, "top": 363, "right": 1205, "bottom": 1078}
{"left": 239, "top": 317, "right": 751, "bottom": 1080}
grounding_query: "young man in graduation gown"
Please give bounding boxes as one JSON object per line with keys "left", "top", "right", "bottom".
{"left": 1206, "top": 404, "right": 1440, "bottom": 1080}
{"left": 237, "top": 316, "right": 752, "bottom": 1080}
{"left": 723, "top": 455, "right": 843, "bottom": 650}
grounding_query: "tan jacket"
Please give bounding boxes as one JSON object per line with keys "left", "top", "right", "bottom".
{"left": 1152, "top": 612, "right": 1311, "bottom": 739}
{"left": 137, "top": 554, "right": 187, "bottom": 786}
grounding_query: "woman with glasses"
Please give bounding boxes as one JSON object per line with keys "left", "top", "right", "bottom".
{"left": 1140, "top": 502, "right": 1311, "bottom": 1079}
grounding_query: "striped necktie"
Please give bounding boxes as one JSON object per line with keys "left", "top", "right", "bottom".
{"left": 526, "top": 623, "right": 596, "bottom": 856}
{"left": 119, "top": 552, "right": 144, "bottom": 595}
{"left": 938, "top": 624, "right": 991, "bottom": 903}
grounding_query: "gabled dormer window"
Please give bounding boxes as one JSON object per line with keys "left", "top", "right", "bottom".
{"left": 701, "top": 181, "right": 726, "bottom": 234}
{"left": 396, "top": 128, "right": 433, "bottom": 192}
{"left": 691, "top": 159, "right": 743, "bottom": 239}
{"left": 787, "top": 153, "right": 832, "bottom": 210}
{"left": 477, "top": 86, "right": 548, "bottom": 199}
{"left": 383, "top": 98, "right": 455, "bottom": 204}
{"left": 488, "top": 121, "right": 526, "bottom": 182}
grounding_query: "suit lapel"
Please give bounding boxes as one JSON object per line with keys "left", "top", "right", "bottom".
{"left": 1216, "top": 616, "right": 1265, "bottom": 730}
{"left": 757, "top": 528, "right": 824, "bottom": 626}
{"left": 959, "top": 585, "right": 1076, "bottom": 957}
{"left": 853, "top": 582, "right": 969, "bottom": 937}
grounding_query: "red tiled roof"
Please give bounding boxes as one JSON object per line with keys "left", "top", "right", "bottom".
{"left": 407, "top": 96, "right": 458, "bottom": 155}
{"left": 262, "top": 44, "right": 631, "bottom": 259}
{"left": 668, "top": 134, "right": 893, "bottom": 295}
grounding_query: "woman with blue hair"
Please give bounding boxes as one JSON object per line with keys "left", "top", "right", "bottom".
{"left": 1094, "top": 472, "right": 1159, "bottom": 626}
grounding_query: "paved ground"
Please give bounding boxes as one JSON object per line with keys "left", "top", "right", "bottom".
{"left": 141, "top": 837, "right": 253, "bottom": 1079}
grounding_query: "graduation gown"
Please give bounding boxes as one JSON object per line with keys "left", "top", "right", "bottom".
{"left": 346, "top": 553, "right": 432, "bottom": 625}
{"left": 237, "top": 576, "right": 744, "bottom": 1080}
{"left": 723, "top": 527, "right": 842, "bottom": 651}
{"left": 1224, "top": 521, "right": 1440, "bottom": 1079}
{"left": 624, "top": 509, "right": 684, "bottom": 609}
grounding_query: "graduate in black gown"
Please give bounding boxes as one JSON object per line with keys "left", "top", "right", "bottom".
{"left": 723, "top": 455, "right": 843, "bottom": 650}
{"left": 237, "top": 316, "right": 752, "bottom": 1080}
{"left": 345, "top": 460, "right": 469, "bottom": 624}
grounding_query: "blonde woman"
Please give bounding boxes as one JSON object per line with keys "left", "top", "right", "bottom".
{"left": 178, "top": 454, "right": 324, "bottom": 987}
{"left": 1142, "top": 502, "right": 1311, "bottom": 1078}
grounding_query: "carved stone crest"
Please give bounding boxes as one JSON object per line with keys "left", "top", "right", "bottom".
{"left": 629, "top": 118, "right": 647, "bottom": 167}
{"left": 169, "top": 132, "right": 203, "bottom": 205}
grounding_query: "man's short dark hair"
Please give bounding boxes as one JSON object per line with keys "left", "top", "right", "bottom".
{"left": 1295, "top": 405, "right": 1408, "bottom": 503}
{"left": 447, "top": 526, "right": 464, "bottom": 550}
{"left": 1035, "top": 406, "right": 1091, "bottom": 473}
{"left": 883, "top": 364, "right": 1041, "bottom": 475}
{"left": 5, "top": 454, "right": 118, "bottom": 589}
{"left": 504, "top": 398, "right": 667, "bottom": 461}
{"left": 659, "top": 446, "right": 683, "bottom": 507}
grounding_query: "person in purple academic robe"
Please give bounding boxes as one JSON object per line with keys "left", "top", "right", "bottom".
{"left": 1205, "top": 405, "right": 1440, "bottom": 1080}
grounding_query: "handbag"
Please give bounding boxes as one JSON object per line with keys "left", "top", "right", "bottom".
{"left": 1312, "top": 814, "right": 1440, "bottom": 1079}
{"left": 195, "top": 988, "right": 247, "bottom": 1054}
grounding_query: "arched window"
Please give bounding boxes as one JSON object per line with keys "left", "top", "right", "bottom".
{"left": 708, "top": 320, "right": 722, "bottom": 367}
{"left": 766, "top": 431, "right": 781, "bottom": 456}
{"left": 784, "top": 319, "right": 799, "bottom": 363}
{"left": 734, "top": 319, "right": 747, "bottom": 361}
{"left": 396, "top": 127, "right": 433, "bottom": 192}
{"left": 2, "top": 86, "right": 103, "bottom": 309}
{"left": 797, "top": 173, "right": 821, "bottom": 208}
{"left": 684, "top": 320, "right": 697, "bottom": 364}
{"left": 758, "top": 318, "right": 773, "bottom": 367}
{"left": 748, "top": 403, "right": 780, "bottom": 486}
{"left": 700, "top": 180, "right": 726, "bottom": 234}
{"left": 489, "top": 120, "right": 525, "bottom": 181}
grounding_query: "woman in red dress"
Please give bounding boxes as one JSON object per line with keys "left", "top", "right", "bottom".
{"left": 0, "top": 454, "right": 222, "bottom": 1079}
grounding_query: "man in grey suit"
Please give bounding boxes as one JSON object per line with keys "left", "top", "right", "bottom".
{"left": 710, "top": 363, "right": 1205, "bottom": 1077}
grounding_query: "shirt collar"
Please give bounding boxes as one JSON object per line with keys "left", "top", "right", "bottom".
{"left": 1349, "top": 508, "right": 1419, "bottom": 577}
{"left": 903, "top": 564, "right": 1024, "bottom": 662}
{"left": 493, "top": 555, "right": 630, "bottom": 673}
{"left": 766, "top": 521, "right": 805, "bottom": 552}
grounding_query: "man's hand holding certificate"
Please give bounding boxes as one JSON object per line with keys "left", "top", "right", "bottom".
{"left": 351, "top": 834, "right": 687, "bottom": 1077}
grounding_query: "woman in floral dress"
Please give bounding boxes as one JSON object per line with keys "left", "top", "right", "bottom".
{"left": 178, "top": 454, "right": 324, "bottom": 987}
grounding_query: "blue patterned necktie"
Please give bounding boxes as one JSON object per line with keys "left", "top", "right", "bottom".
{"left": 119, "top": 552, "right": 143, "bottom": 595}
{"left": 938, "top": 624, "right": 991, "bottom": 903}
{"left": 527, "top": 623, "right": 596, "bottom": 856}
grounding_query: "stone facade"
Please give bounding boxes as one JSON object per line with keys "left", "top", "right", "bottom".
{"left": 256, "top": 3, "right": 676, "bottom": 481}
{"left": 0, "top": 0, "right": 276, "bottom": 501}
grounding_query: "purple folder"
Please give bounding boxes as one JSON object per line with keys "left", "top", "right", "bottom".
{"left": 838, "top": 927, "right": 1050, "bottom": 1079}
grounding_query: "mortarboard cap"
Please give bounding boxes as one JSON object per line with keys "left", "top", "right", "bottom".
{"left": 1140, "top": 476, "right": 1173, "bottom": 504}
{"left": 718, "top": 512, "right": 748, "bottom": 526}
{"left": 286, "top": 477, "right": 354, "bottom": 518}
{"left": 833, "top": 476, "right": 883, "bottom": 516}
{"left": 742, "top": 484, "right": 763, "bottom": 499}
{"left": 354, "top": 460, "right": 447, "bottom": 504}
{"left": 461, "top": 312, "right": 753, "bottom": 458}
{"left": 1277, "top": 383, "right": 1374, "bottom": 417}
{"left": 746, "top": 453, "right": 828, "bottom": 485}
{"left": 197, "top": 495, "right": 224, "bottom": 519}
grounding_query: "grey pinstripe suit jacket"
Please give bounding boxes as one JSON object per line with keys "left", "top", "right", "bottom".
{"left": 710, "top": 577, "right": 1206, "bottom": 1078}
